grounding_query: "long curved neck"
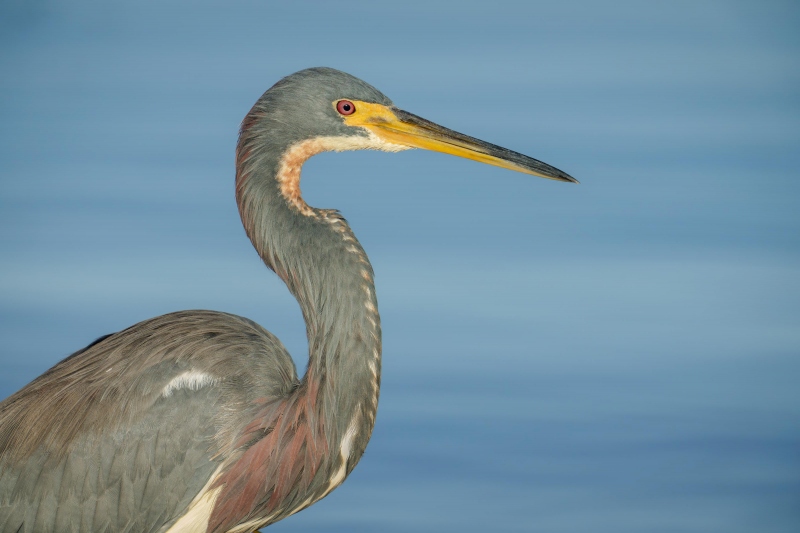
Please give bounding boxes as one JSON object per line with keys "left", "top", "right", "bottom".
{"left": 236, "top": 122, "right": 381, "bottom": 466}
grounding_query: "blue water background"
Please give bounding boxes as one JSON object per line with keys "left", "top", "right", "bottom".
{"left": 1, "top": 1, "right": 798, "bottom": 531}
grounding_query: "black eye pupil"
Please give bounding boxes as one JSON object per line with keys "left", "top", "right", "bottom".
{"left": 343, "top": 104, "right": 351, "bottom": 111}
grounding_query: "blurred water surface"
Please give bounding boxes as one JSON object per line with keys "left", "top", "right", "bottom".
{"left": 1, "top": 1, "right": 798, "bottom": 531}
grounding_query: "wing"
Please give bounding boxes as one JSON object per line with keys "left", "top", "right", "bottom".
{"left": 0, "top": 310, "right": 299, "bottom": 533}
{"left": 0, "top": 386, "right": 221, "bottom": 532}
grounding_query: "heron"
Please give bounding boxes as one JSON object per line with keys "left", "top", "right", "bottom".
{"left": 0, "top": 67, "right": 576, "bottom": 532}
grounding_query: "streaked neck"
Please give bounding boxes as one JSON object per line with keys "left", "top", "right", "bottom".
{"left": 235, "top": 129, "right": 382, "bottom": 467}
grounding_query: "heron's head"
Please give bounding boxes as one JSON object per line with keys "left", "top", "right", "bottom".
{"left": 241, "top": 67, "right": 576, "bottom": 183}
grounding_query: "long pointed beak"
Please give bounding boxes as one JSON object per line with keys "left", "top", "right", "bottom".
{"left": 342, "top": 101, "right": 577, "bottom": 183}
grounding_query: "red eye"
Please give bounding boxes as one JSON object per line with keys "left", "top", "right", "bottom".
{"left": 336, "top": 100, "right": 356, "bottom": 115}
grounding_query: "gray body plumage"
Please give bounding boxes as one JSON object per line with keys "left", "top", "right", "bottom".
{"left": 1, "top": 312, "right": 296, "bottom": 532}
{"left": 0, "top": 311, "right": 299, "bottom": 532}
